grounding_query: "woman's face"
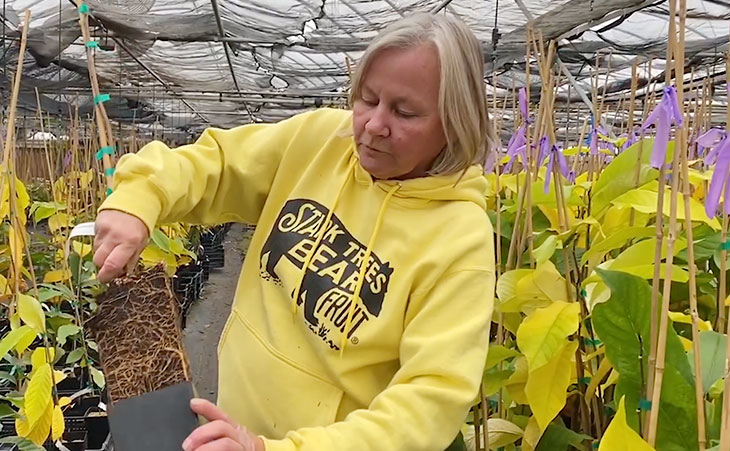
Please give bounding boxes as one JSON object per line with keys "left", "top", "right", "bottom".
{"left": 352, "top": 44, "right": 447, "bottom": 180}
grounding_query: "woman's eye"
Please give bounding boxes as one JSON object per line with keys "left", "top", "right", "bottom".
{"left": 396, "top": 110, "right": 416, "bottom": 118}
{"left": 361, "top": 98, "right": 377, "bottom": 106}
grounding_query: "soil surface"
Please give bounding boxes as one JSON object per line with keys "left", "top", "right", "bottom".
{"left": 182, "top": 223, "right": 252, "bottom": 402}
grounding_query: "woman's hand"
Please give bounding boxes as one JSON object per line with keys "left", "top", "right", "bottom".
{"left": 93, "top": 210, "right": 149, "bottom": 283}
{"left": 183, "top": 398, "right": 265, "bottom": 451}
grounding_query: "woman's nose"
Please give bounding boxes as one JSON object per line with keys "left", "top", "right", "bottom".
{"left": 365, "top": 107, "right": 390, "bottom": 138}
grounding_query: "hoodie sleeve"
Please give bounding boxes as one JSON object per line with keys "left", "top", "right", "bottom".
{"left": 98, "top": 108, "right": 349, "bottom": 233}
{"left": 262, "top": 267, "right": 495, "bottom": 451}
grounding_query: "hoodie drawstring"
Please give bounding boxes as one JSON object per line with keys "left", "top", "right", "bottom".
{"left": 292, "top": 158, "right": 356, "bottom": 317}
{"left": 340, "top": 183, "right": 399, "bottom": 354}
{"left": 290, "top": 158, "right": 400, "bottom": 355}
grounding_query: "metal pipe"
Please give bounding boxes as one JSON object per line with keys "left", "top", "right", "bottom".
{"left": 209, "top": 0, "right": 254, "bottom": 122}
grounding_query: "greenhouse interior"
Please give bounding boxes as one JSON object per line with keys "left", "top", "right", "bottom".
{"left": 0, "top": 0, "right": 730, "bottom": 450}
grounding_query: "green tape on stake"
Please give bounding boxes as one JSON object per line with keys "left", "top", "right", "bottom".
{"left": 721, "top": 241, "right": 730, "bottom": 251}
{"left": 104, "top": 168, "right": 115, "bottom": 177}
{"left": 639, "top": 399, "right": 652, "bottom": 411}
{"left": 582, "top": 337, "right": 602, "bottom": 347}
{"left": 94, "top": 93, "right": 110, "bottom": 105}
{"left": 96, "top": 146, "right": 114, "bottom": 160}
{"left": 106, "top": 187, "right": 113, "bottom": 196}
{"left": 579, "top": 377, "right": 591, "bottom": 385}
{"left": 580, "top": 289, "right": 588, "bottom": 298}
{"left": 78, "top": 3, "right": 90, "bottom": 13}
{"left": 85, "top": 41, "right": 99, "bottom": 49}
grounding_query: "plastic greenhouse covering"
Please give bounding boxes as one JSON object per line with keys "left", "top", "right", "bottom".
{"left": 0, "top": 0, "right": 729, "bottom": 138}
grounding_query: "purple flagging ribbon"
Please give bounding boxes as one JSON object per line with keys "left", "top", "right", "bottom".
{"left": 538, "top": 136, "right": 575, "bottom": 194}
{"left": 642, "top": 86, "right": 683, "bottom": 169}
{"left": 505, "top": 88, "right": 531, "bottom": 172}
{"left": 620, "top": 127, "right": 640, "bottom": 151}
{"left": 698, "top": 128, "right": 730, "bottom": 217}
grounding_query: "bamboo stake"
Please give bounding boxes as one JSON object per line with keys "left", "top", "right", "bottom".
{"left": 719, "top": 33, "right": 730, "bottom": 451}
{"left": 721, "top": 212, "right": 730, "bottom": 448}
{"left": 78, "top": 5, "right": 115, "bottom": 194}
{"left": 675, "top": 2, "right": 706, "bottom": 446}
{"left": 648, "top": 0, "right": 681, "bottom": 444}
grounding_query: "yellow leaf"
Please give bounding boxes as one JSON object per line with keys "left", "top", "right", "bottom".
{"left": 72, "top": 241, "right": 93, "bottom": 257}
{"left": 53, "top": 370, "right": 67, "bottom": 386}
{"left": 486, "top": 418, "right": 523, "bottom": 449}
{"left": 8, "top": 225, "right": 25, "bottom": 283}
{"left": 15, "top": 326, "right": 38, "bottom": 354}
{"left": 0, "top": 273, "right": 11, "bottom": 296}
{"left": 505, "top": 356, "right": 529, "bottom": 404}
{"left": 521, "top": 416, "right": 542, "bottom": 451}
{"left": 140, "top": 245, "right": 178, "bottom": 275}
{"left": 586, "top": 356, "right": 612, "bottom": 404}
{"left": 24, "top": 363, "right": 52, "bottom": 430}
{"left": 533, "top": 235, "right": 561, "bottom": 264}
{"left": 17, "top": 294, "right": 46, "bottom": 333}
{"left": 517, "top": 301, "right": 580, "bottom": 369}
{"left": 16, "top": 403, "right": 52, "bottom": 445}
{"left": 525, "top": 340, "right": 579, "bottom": 432}
{"left": 43, "top": 269, "right": 71, "bottom": 283}
{"left": 611, "top": 237, "right": 686, "bottom": 269}
{"left": 668, "top": 311, "right": 712, "bottom": 331}
{"left": 51, "top": 404, "right": 64, "bottom": 441}
{"left": 31, "top": 347, "right": 54, "bottom": 370}
{"left": 48, "top": 212, "right": 72, "bottom": 233}
{"left": 599, "top": 396, "right": 655, "bottom": 451}
{"left": 0, "top": 325, "right": 33, "bottom": 361}
{"left": 602, "top": 368, "right": 620, "bottom": 392}
{"left": 612, "top": 188, "right": 720, "bottom": 230}
{"left": 58, "top": 396, "right": 72, "bottom": 408}
{"left": 501, "top": 262, "right": 571, "bottom": 314}
{"left": 496, "top": 269, "right": 532, "bottom": 304}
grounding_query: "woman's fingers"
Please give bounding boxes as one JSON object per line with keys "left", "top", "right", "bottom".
{"left": 182, "top": 420, "right": 240, "bottom": 451}
{"left": 190, "top": 398, "right": 233, "bottom": 423}
{"left": 93, "top": 210, "right": 149, "bottom": 283}
{"left": 193, "top": 437, "right": 243, "bottom": 451}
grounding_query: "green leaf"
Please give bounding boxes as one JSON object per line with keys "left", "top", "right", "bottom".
{"left": 592, "top": 138, "right": 667, "bottom": 214}
{"left": 485, "top": 345, "right": 520, "bottom": 370}
{"left": 444, "top": 431, "right": 467, "bottom": 451}
{"left": 691, "top": 331, "right": 727, "bottom": 394}
{"left": 0, "top": 436, "right": 46, "bottom": 451}
{"left": 0, "top": 402, "right": 18, "bottom": 419}
{"left": 593, "top": 270, "right": 697, "bottom": 451}
{"left": 65, "top": 348, "right": 84, "bottom": 365}
{"left": 30, "top": 201, "right": 65, "bottom": 224}
{"left": 150, "top": 229, "right": 171, "bottom": 253}
{"left": 55, "top": 324, "right": 81, "bottom": 346}
{"left": 535, "top": 421, "right": 592, "bottom": 451}
{"left": 37, "top": 284, "right": 74, "bottom": 302}
{"left": 0, "top": 325, "right": 33, "bottom": 362}
{"left": 533, "top": 234, "right": 561, "bottom": 264}
{"left": 482, "top": 367, "right": 513, "bottom": 397}
{"left": 89, "top": 366, "right": 105, "bottom": 389}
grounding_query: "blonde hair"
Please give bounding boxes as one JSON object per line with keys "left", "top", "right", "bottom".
{"left": 349, "top": 13, "right": 497, "bottom": 176}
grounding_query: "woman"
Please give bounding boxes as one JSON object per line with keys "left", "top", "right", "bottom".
{"left": 93, "top": 13, "right": 496, "bottom": 451}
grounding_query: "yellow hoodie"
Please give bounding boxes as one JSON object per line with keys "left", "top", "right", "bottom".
{"left": 100, "top": 108, "right": 495, "bottom": 451}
